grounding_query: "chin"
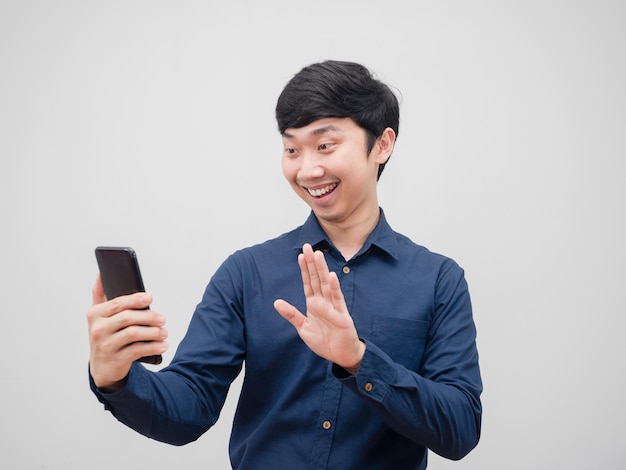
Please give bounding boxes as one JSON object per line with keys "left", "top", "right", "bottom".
{"left": 312, "top": 208, "right": 343, "bottom": 223}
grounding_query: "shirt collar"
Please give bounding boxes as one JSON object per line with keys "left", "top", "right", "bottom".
{"left": 294, "top": 208, "right": 400, "bottom": 261}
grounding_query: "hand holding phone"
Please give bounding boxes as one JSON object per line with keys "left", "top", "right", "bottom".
{"left": 95, "top": 246, "right": 163, "bottom": 365}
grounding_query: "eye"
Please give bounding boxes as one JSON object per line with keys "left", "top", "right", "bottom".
{"left": 318, "top": 143, "right": 334, "bottom": 151}
{"left": 285, "top": 147, "right": 297, "bottom": 155}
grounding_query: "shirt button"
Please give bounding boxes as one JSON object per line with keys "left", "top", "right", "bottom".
{"left": 322, "top": 420, "right": 332, "bottom": 430}
{"left": 342, "top": 266, "right": 350, "bottom": 274}
{"left": 364, "top": 383, "right": 373, "bottom": 392}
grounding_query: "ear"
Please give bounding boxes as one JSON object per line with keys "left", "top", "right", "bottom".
{"left": 374, "top": 127, "right": 396, "bottom": 165}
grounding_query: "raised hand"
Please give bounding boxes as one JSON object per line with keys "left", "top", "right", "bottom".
{"left": 274, "top": 243, "right": 365, "bottom": 373}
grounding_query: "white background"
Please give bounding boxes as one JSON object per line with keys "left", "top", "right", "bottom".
{"left": 1, "top": 1, "right": 624, "bottom": 468}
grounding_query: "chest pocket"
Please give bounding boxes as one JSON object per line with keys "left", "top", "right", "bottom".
{"left": 371, "top": 317, "right": 430, "bottom": 371}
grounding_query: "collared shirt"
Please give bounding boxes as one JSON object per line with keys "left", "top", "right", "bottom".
{"left": 90, "top": 209, "right": 482, "bottom": 469}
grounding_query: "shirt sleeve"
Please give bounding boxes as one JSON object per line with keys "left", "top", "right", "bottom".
{"left": 88, "top": 361, "right": 219, "bottom": 445}
{"left": 88, "top": 254, "right": 246, "bottom": 446}
{"left": 332, "top": 261, "right": 482, "bottom": 460}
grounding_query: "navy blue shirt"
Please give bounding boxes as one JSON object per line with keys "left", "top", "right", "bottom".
{"left": 91, "top": 209, "right": 482, "bottom": 469}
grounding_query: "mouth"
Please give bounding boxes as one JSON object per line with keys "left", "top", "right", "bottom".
{"left": 306, "top": 183, "right": 338, "bottom": 198}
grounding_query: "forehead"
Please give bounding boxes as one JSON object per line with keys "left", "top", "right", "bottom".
{"left": 281, "top": 117, "right": 360, "bottom": 140}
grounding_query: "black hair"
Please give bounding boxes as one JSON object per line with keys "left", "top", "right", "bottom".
{"left": 276, "top": 60, "right": 400, "bottom": 179}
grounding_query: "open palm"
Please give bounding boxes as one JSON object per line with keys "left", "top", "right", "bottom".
{"left": 274, "top": 243, "right": 365, "bottom": 371}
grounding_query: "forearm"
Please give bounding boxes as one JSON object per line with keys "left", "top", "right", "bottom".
{"left": 334, "top": 341, "right": 482, "bottom": 460}
{"left": 89, "top": 361, "right": 229, "bottom": 446}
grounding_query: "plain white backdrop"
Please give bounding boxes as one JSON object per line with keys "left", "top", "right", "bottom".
{"left": 1, "top": 1, "right": 624, "bottom": 468}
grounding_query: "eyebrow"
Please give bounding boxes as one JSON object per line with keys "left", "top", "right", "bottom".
{"left": 282, "top": 124, "right": 342, "bottom": 139}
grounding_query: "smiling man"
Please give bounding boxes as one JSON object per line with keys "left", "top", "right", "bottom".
{"left": 280, "top": 117, "right": 394, "bottom": 260}
{"left": 87, "top": 60, "right": 482, "bottom": 469}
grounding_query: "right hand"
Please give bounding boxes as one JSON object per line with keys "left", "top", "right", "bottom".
{"left": 87, "top": 275, "right": 168, "bottom": 391}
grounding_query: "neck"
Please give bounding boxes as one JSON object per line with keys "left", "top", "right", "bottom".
{"left": 317, "top": 208, "right": 380, "bottom": 261}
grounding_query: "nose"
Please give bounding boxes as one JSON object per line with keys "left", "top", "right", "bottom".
{"left": 298, "top": 151, "right": 325, "bottom": 180}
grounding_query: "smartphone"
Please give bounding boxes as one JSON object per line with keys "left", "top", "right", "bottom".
{"left": 94, "top": 246, "right": 162, "bottom": 365}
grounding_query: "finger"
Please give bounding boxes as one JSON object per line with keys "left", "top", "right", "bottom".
{"left": 274, "top": 299, "right": 306, "bottom": 331}
{"left": 91, "top": 318, "right": 167, "bottom": 356}
{"left": 121, "top": 339, "right": 169, "bottom": 362}
{"left": 302, "top": 244, "right": 322, "bottom": 295}
{"left": 328, "top": 271, "right": 347, "bottom": 312}
{"left": 115, "top": 323, "right": 168, "bottom": 347}
{"left": 91, "top": 333, "right": 168, "bottom": 380}
{"left": 110, "top": 308, "right": 166, "bottom": 332}
{"left": 313, "top": 249, "right": 332, "bottom": 296}
{"left": 89, "top": 308, "right": 165, "bottom": 356}
{"left": 298, "top": 253, "right": 314, "bottom": 298}
{"left": 101, "top": 292, "right": 153, "bottom": 319}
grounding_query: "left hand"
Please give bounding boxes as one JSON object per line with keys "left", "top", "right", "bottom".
{"left": 274, "top": 243, "right": 365, "bottom": 373}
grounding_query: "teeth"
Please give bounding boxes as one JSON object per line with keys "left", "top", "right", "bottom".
{"left": 308, "top": 183, "right": 337, "bottom": 197}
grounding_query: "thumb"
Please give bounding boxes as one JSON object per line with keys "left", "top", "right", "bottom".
{"left": 92, "top": 273, "right": 107, "bottom": 305}
{"left": 274, "top": 299, "right": 306, "bottom": 330}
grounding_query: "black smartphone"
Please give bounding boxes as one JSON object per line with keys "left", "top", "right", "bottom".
{"left": 94, "top": 246, "right": 162, "bottom": 365}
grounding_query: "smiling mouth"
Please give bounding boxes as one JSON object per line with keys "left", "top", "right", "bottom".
{"left": 307, "top": 183, "right": 338, "bottom": 198}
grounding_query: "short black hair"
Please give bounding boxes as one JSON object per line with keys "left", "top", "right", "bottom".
{"left": 276, "top": 60, "right": 400, "bottom": 179}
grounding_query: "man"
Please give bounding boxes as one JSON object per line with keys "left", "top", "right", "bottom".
{"left": 87, "top": 60, "right": 482, "bottom": 469}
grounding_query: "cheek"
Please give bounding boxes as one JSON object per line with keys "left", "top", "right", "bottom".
{"left": 281, "top": 158, "right": 297, "bottom": 183}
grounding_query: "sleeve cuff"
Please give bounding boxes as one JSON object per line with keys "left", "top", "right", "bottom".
{"left": 331, "top": 339, "right": 397, "bottom": 403}
{"left": 88, "top": 362, "right": 148, "bottom": 408}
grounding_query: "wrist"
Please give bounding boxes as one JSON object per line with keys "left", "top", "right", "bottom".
{"left": 343, "top": 339, "right": 366, "bottom": 375}
{"left": 98, "top": 376, "right": 128, "bottom": 393}
{"left": 90, "top": 364, "right": 129, "bottom": 393}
